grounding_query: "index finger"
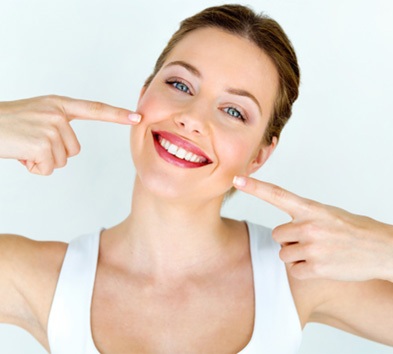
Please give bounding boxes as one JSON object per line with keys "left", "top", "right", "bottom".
{"left": 233, "top": 176, "right": 315, "bottom": 218}
{"left": 60, "top": 96, "right": 141, "bottom": 125}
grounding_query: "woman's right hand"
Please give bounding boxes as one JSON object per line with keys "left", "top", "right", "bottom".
{"left": 0, "top": 95, "right": 141, "bottom": 175}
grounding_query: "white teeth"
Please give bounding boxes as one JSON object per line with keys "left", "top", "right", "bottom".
{"left": 175, "top": 148, "right": 187, "bottom": 159}
{"left": 167, "top": 144, "right": 178, "bottom": 155}
{"left": 163, "top": 140, "right": 170, "bottom": 150}
{"left": 158, "top": 136, "right": 207, "bottom": 163}
{"left": 184, "top": 152, "right": 193, "bottom": 161}
{"left": 190, "top": 155, "right": 198, "bottom": 162}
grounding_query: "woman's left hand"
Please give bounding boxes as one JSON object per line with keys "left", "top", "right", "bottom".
{"left": 233, "top": 176, "right": 393, "bottom": 283}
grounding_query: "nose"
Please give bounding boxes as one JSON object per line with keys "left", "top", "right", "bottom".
{"left": 173, "top": 104, "right": 210, "bottom": 135}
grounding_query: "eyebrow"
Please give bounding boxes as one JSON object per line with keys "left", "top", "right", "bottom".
{"left": 164, "top": 60, "right": 202, "bottom": 78}
{"left": 164, "top": 60, "right": 262, "bottom": 114}
{"left": 226, "top": 88, "right": 262, "bottom": 115}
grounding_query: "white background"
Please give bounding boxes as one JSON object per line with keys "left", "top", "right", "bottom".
{"left": 1, "top": 0, "right": 393, "bottom": 353}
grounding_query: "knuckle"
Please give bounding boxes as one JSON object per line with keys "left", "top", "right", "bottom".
{"left": 270, "top": 185, "right": 287, "bottom": 201}
{"left": 114, "top": 108, "right": 124, "bottom": 118}
{"left": 48, "top": 111, "right": 67, "bottom": 125}
{"left": 278, "top": 247, "right": 288, "bottom": 262}
{"left": 42, "top": 96, "right": 64, "bottom": 114}
{"left": 300, "top": 222, "right": 319, "bottom": 239}
{"left": 68, "top": 142, "right": 81, "bottom": 157}
{"left": 57, "top": 159, "right": 67, "bottom": 168}
{"left": 55, "top": 155, "right": 68, "bottom": 168}
{"left": 42, "top": 169, "right": 54, "bottom": 176}
{"left": 271, "top": 228, "right": 280, "bottom": 242}
{"left": 37, "top": 164, "right": 54, "bottom": 176}
{"left": 43, "top": 170, "right": 54, "bottom": 176}
{"left": 45, "top": 126, "right": 60, "bottom": 140}
{"left": 40, "top": 95, "right": 58, "bottom": 106}
{"left": 89, "top": 101, "right": 105, "bottom": 113}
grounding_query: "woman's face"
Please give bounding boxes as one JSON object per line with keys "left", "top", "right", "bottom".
{"left": 131, "top": 27, "right": 279, "bottom": 201}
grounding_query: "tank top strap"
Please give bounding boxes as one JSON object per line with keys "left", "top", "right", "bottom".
{"left": 239, "top": 221, "right": 302, "bottom": 354}
{"left": 47, "top": 229, "right": 102, "bottom": 354}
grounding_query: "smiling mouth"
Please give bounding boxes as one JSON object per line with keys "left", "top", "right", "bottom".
{"left": 152, "top": 132, "right": 212, "bottom": 167}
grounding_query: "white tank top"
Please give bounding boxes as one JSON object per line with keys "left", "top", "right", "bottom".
{"left": 47, "top": 221, "right": 302, "bottom": 353}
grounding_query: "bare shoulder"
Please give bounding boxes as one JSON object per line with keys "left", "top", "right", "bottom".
{"left": 0, "top": 234, "right": 68, "bottom": 346}
{"left": 0, "top": 233, "right": 68, "bottom": 282}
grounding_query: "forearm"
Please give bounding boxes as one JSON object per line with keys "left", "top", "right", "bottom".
{"left": 314, "top": 278, "right": 393, "bottom": 347}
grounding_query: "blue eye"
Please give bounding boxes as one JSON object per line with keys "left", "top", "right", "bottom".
{"left": 224, "top": 107, "right": 245, "bottom": 122}
{"left": 166, "top": 80, "right": 192, "bottom": 94}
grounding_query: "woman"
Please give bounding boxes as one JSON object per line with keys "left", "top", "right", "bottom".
{"left": 0, "top": 4, "right": 392, "bottom": 354}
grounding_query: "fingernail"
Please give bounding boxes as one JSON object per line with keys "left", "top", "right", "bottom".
{"left": 128, "top": 113, "right": 141, "bottom": 123}
{"left": 233, "top": 176, "right": 246, "bottom": 187}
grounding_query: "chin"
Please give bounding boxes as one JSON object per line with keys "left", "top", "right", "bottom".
{"left": 137, "top": 173, "right": 200, "bottom": 201}
{"left": 133, "top": 166, "right": 229, "bottom": 204}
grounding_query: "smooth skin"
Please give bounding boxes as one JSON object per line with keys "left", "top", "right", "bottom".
{"left": 93, "top": 28, "right": 280, "bottom": 352}
{"left": 0, "top": 95, "right": 141, "bottom": 175}
{"left": 233, "top": 177, "right": 393, "bottom": 283}
{"left": 234, "top": 176, "right": 393, "bottom": 344}
{"left": 1, "top": 27, "right": 393, "bottom": 352}
{"left": 0, "top": 95, "right": 141, "bottom": 349}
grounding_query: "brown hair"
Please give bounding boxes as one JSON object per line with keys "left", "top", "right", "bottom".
{"left": 144, "top": 4, "right": 300, "bottom": 145}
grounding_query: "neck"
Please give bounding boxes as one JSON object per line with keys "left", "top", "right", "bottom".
{"left": 108, "top": 176, "right": 238, "bottom": 282}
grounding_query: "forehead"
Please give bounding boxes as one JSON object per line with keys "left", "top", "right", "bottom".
{"left": 163, "top": 27, "right": 279, "bottom": 118}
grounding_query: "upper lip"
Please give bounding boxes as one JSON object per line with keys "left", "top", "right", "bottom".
{"left": 152, "top": 130, "right": 212, "bottom": 163}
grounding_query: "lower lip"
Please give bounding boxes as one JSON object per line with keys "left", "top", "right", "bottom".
{"left": 153, "top": 134, "right": 208, "bottom": 169}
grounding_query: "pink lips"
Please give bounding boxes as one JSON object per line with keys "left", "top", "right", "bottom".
{"left": 152, "top": 130, "right": 212, "bottom": 168}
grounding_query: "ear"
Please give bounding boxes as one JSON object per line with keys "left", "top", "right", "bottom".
{"left": 246, "top": 136, "right": 277, "bottom": 175}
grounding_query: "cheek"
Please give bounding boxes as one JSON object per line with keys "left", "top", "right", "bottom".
{"left": 131, "top": 89, "right": 174, "bottom": 159}
{"left": 137, "top": 91, "right": 167, "bottom": 122}
{"left": 217, "top": 133, "right": 259, "bottom": 173}
{"left": 137, "top": 83, "right": 187, "bottom": 125}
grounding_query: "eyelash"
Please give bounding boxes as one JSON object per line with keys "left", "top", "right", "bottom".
{"left": 223, "top": 107, "right": 246, "bottom": 122}
{"left": 165, "top": 79, "right": 247, "bottom": 123}
{"left": 165, "top": 79, "right": 193, "bottom": 95}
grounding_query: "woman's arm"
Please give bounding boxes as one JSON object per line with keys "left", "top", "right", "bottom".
{"left": 0, "top": 94, "right": 141, "bottom": 344}
{"left": 233, "top": 176, "right": 393, "bottom": 282}
{"left": 0, "top": 235, "right": 32, "bottom": 327}
{"left": 0, "top": 234, "right": 68, "bottom": 350}
{"left": 303, "top": 277, "right": 393, "bottom": 346}
{"left": 233, "top": 176, "right": 393, "bottom": 346}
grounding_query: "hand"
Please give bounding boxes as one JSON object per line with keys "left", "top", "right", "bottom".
{"left": 0, "top": 95, "right": 141, "bottom": 175}
{"left": 233, "top": 176, "right": 393, "bottom": 282}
